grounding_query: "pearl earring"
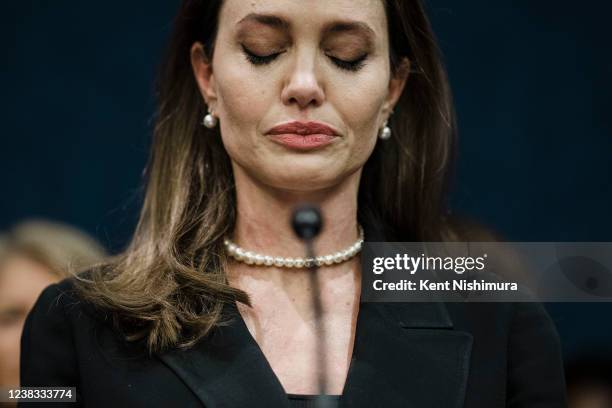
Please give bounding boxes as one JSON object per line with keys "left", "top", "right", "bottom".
{"left": 379, "top": 120, "right": 392, "bottom": 140}
{"left": 202, "top": 109, "right": 218, "bottom": 129}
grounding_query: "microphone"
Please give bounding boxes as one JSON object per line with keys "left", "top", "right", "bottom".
{"left": 291, "top": 204, "right": 335, "bottom": 408}
{"left": 292, "top": 205, "right": 323, "bottom": 241}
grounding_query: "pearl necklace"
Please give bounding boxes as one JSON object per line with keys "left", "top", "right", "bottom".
{"left": 223, "top": 225, "right": 364, "bottom": 268}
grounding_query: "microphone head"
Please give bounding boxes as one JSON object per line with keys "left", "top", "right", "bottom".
{"left": 291, "top": 204, "right": 323, "bottom": 241}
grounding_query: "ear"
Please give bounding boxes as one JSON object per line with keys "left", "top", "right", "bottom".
{"left": 190, "top": 42, "right": 218, "bottom": 110}
{"left": 382, "top": 57, "right": 411, "bottom": 120}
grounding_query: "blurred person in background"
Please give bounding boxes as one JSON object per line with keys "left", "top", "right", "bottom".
{"left": 0, "top": 220, "right": 106, "bottom": 396}
{"left": 566, "top": 356, "right": 612, "bottom": 408}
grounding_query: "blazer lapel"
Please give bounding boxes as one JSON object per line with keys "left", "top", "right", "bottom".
{"left": 343, "top": 210, "right": 473, "bottom": 408}
{"left": 341, "top": 301, "right": 472, "bottom": 408}
{"left": 157, "top": 212, "right": 472, "bottom": 408}
{"left": 157, "top": 302, "right": 472, "bottom": 408}
{"left": 156, "top": 302, "right": 290, "bottom": 408}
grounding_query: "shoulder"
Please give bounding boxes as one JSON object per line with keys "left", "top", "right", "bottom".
{"left": 505, "top": 302, "right": 567, "bottom": 404}
{"left": 29, "top": 273, "right": 107, "bottom": 324}
{"left": 26, "top": 277, "right": 81, "bottom": 331}
{"left": 22, "top": 272, "right": 114, "bottom": 359}
{"left": 34, "top": 276, "right": 80, "bottom": 312}
{"left": 20, "top": 278, "right": 85, "bottom": 387}
{"left": 446, "top": 301, "right": 566, "bottom": 404}
{"left": 21, "top": 272, "right": 139, "bottom": 388}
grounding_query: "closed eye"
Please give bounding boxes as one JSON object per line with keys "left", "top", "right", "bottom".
{"left": 328, "top": 54, "right": 368, "bottom": 72}
{"left": 241, "top": 45, "right": 283, "bottom": 65}
{"left": 241, "top": 45, "right": 368, "bottom": 72}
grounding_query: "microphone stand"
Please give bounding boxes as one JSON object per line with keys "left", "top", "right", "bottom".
{"left": 292, "top": 205, "right": 335, "bottom": 408}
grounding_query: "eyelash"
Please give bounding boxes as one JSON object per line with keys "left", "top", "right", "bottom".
{"left": 241, "top": 46, "right": 367, "bottom": 72}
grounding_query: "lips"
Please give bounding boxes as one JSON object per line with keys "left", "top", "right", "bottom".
{"left": 266, "top": 121, "right": 340, "bottom": 150}
{"left": 267, "top": 121, "right": 339, "bottom": 136}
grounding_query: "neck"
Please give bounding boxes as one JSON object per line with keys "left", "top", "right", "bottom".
{"left": 226, "top": 164, "right": 362, "bottom": 288}
{"left": 232, "top": 169, "right": 361, "bottom": 257}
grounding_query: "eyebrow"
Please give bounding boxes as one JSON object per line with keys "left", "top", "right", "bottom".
{"left": 238, "top": 13, "right": 289, "bottom": 30}
{"left": 236, "top": 13, "right": 376, "bottom": 45}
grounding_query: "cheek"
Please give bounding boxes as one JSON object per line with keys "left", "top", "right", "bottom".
{"left": 213, "top": 54, "right": 271, "bottom": 156}
{"left": 330, "top": 68, "right": 389, "bottom": 154}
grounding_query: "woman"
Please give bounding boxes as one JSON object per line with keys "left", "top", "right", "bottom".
{"left": 20, "top": 0, "right": 567, "bottom": 407}
{"left": 0, "top": 220, "right": 105, "bottom": 401}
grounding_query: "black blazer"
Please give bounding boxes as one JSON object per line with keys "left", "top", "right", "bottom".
{"left": 19, "top": 220, "right": 568, "bottom": 408}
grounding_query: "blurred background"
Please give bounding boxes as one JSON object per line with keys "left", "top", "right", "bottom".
{"left": 1, "top": 0, "right": 611, "bottom": 403}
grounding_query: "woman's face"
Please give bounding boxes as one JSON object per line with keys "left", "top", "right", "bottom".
{"left": 0, "top": 255, "right": 59, "bottom": 388}
{"left": 192, "top": 0, "right": 408, "bottom": 191}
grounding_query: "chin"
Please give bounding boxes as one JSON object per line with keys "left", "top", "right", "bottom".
{"left": 235, "top": 152, "right": 359, "bottom": 192}
{"left": 264, "top": 171, "right": 341, "bottom": 192}
{"left": 266, "top": 165, "right": 363, "bottom": 195}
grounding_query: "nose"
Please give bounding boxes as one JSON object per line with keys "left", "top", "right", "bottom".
{"left": 280, "top": 49, "right": 325, "bottom": 110}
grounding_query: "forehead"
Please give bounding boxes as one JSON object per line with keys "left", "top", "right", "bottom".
{"left": 218, "top": 0, "right": 387, "bottom": 38}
